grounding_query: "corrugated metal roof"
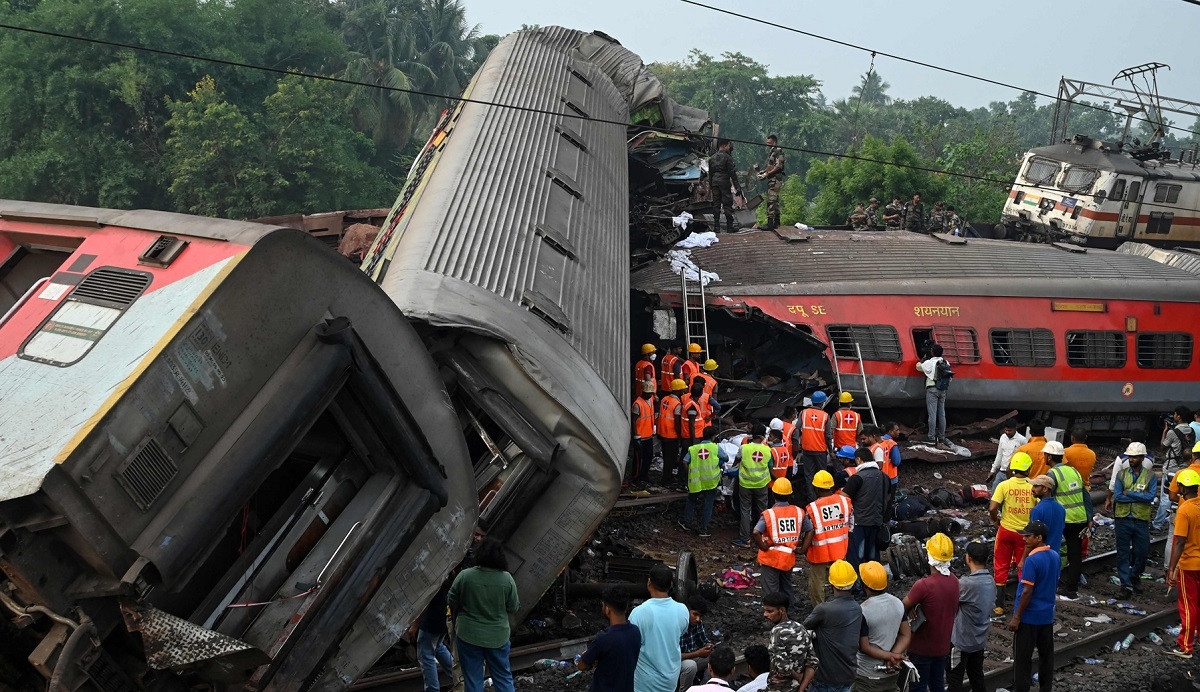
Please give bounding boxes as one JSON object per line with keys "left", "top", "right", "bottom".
{"left": 631, "top": 229, "right": 1200, "bottom": 301}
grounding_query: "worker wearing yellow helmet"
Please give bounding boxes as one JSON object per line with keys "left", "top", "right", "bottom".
{"left": 632, "top": 342, "right": 657, "bottom": 400}
{"left": 798, "top": 470, "right": 851, "bottom": 606}
{"left": 1168, "top": 467, "right": 1200, "bottom": 657}
{"left": 656, "top": 379, "right": 689, "bottom": 487}
{"left": 833, "top": 391, "right": 861, "bottom": 449}
{"left": 1168, "top": 441, "right": 1200, "bottom": 503}
{"left": 753, "top": 477, "right": 803, "bottom": 609}
{"left": 989, "top": 452, "right": 1034, "bottom": 613}
{"left": 900, "top": 533, "right": 959, "bottom": 687}
{"left": 800, "top": 559, "right": 863, "bottom": 690}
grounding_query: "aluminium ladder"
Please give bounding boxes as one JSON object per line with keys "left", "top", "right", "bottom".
{"left": 680, "top": 270, "right": 710, "bottom": 358}
{"left": 831, "top": 342, "right": 878, "bottom": 426}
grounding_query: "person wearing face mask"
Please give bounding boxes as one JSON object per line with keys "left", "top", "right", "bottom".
{"left": 635, "top": 344, "right": 658, "bottom": 400}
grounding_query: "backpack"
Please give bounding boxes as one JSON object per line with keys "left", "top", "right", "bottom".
{"left": 1170, "top": 424, "right": 1196, "bottom": 464}
{"left": 934, "top": 358, "right": 955, "bottom": 391}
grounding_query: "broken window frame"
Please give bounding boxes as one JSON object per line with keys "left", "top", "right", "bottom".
{"left": 825, "top": 324, "right": 903, "bottom": 362}
{"left": 1135, "top": 332, "right": 1193, "bottom": 369}
{"left": 989, "top": 328, "right": 1056, "bottom": 367}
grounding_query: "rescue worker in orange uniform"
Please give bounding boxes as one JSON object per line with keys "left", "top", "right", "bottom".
{"left": 629, "top": 381, "right": 656, "bottom": 485}
{"left": 658, "top": 379, "right": 688, "bottom": 488}
{"left": 795, "top": 392, "right": 836, "bottom": 506}
{"left": 754, "top": 477, "right": 803, "bottom": 609}
{"left": 798, "top": 470, "right": 852, "bottom": 606}
{"left": 679, "top": 342, "right": 703, "bottom": 385}
{"left": 680, "top": 380, "right": 720, "bottom": 449}
{"left": 768, "top": 427, "right": 794, "bottom": 502}
{"left": 877, "top": 422, "right": 902, "bottom": 496}
{"left": 633, "top": 343, "right": 657, "bottom": 400}
{"left": 780, "top": 405, "right": 799, "bottom": 458}
{"left": 659, "top": 344, "right": 684, "bottom": 392}
{"left": 833, "top": 392, "right": 862, "bottom": 449}
{"left": 695, "top": 359, "right": 719, "bottom": 397}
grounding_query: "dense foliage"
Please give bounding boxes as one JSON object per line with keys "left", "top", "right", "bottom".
{"left": 0, "top": 0, "right": 496, "bottom": 217}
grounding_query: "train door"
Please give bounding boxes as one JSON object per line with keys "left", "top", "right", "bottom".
{"left": 1114, "top": 179, "right": 1143, "bottom": 238}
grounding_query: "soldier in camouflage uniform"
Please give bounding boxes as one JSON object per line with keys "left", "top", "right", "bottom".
{"left": 946, "top": 205, "right": 963, "bottom": 236}
{"left": 865, "top": 198, "right": 881, "bottom": 229}
{"left": 758, "top": 134, "right": 785, "bottom": 231}
{"left": 883, "top": 196, "right": 903, "bottom": 229}
{"left": 846, "top": 203, "right": 868, "bottom": 230}
{"left": 926, "top": 201, "right": 945, "bottom": 234}
{"left": 708, "top": 138, "right": 742, "bottom": 233}
{"left": 903, "top": 193, "right": 925, "bottom": 233}
{"left": 762, "top": 591, "right": 818, "bottom": 690}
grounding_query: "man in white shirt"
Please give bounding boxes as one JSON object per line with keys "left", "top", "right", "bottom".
{"left": 916, "top": 344, "right": 948, "bottom": 445}
{"left": 986, "top": 421, "right": 1028, "bottom": 493}
{"left": 737, "top": 644, "right": 770, "bottom": 691}
{"left": 685, "top": 645, "right": 735, "bottom": 691}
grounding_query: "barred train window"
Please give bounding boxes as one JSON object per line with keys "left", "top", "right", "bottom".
{"left": 1153, "top": 184, "right": 1182, "bottom": 204}
{"left": 1136, "top": 332, "right": 1193, "bottom": 369}
{"left": 932, "top": 325, "right": 980, "bottom": 364}
{"left": 1022, "top": 157, "right": 1059, "bottom": 185}
{"left": 1065, "top": 330, "right": 1126, "bottom": 368}
{"left": 825, "top": 325, "right": 902, "bottom": 362}
{"left": 990, "top": 328, "right": 1056, "bottom": 367}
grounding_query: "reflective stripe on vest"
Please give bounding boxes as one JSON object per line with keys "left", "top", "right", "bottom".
{"left": 740, "top": 443, "right": 772, "bottom": 489}
{"left": 781, "top": 421, "right": 796, "bottom": 456}
{"left": 680, "top": 396, "right": 706, "bottom": 438}
{"left": 833, "top": 409, "right": 860, "bottom": 448}
{"left": 800, "top": 408, "right": 829, "bottom": 452}
{"left": 758, "top": 505, "right": 802, "bottom": 571}
{"left": 1049, "top": 464, "right": 1087, "bottom": 524}
{"left": 635, "top": 360, "right": 656, "bottom": 391}
{"left": 657, "top": 395, "right": 681, "bottom": 439}
{"left": 660, "top": 354, "right": 680, "bottom": 390}
{"left": 697, "top": 372, "right": 718, "bottom": 398}
{"left": 680, "top": 360, "right": 700, "bottom": 382}
{"left": 805, "top": 495, "right": 852, "bottom": 563}
{"left": 770, "top": 445, "right": 793, "bottom": 476}
{"left": 688, "top": 442, "right": 721, "bottom": 492}
{"left": 632, "top": 398, "right": 654, "bottom": 439}
{"left": 1116, "top": 466, "right": 1154, "bottom": 521}
{"left": 877, "top": 438, "right": 899, "bottom": 479}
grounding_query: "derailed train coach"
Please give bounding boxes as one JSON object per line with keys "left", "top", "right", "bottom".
{"left": 0, "top": 25, "right": 665, "bottom": 691}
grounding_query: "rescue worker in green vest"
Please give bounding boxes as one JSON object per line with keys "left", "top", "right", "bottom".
{"left": 679, "top": 427, "right": 727, "bottom": 537}
{"left": 1042, "top": 441, "right": 1092, "bottom": 600}
{"left": 1113, "top": 443, "right": 1155, "bottom": 599}
{"left": 733, "top": 426, "right": 774, "bottom": 549}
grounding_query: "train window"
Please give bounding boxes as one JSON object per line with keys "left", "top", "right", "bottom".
{"left": 1126, "top": 180, "right": 1141, "bottom": 202}
{"left": 1022, "top": 157, "right": 1059, "bottom": 185}
{"left": 931, "top": 325, "right": 980, "bottom": 364}
{"left": 1065, "top": 330, "right": 1126, "bottom": 368}
{"left": 1110, "top": 179, "right": 1126, "bottom": 202}
{"left": 990, "top": 328, "right": 1056, "bottom": 367}
{"left": 1060, "top": 167, "right": 1098, "bottom": 193}
{"left": 1137, "top": 332, "right": 1193, "bottom": 369}
{"left": 1153, "top": 184, "right": 1182, "bottom": 203}
{"left": 825, "top": 324, "right": 902, "bottom": 362}
{"left": 1146, "top": 212, "right": 1175, "bottom": 234}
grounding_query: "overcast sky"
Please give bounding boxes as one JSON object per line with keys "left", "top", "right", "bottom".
{"left": 466, "top": 0, "right": 1200, "bottom": 116}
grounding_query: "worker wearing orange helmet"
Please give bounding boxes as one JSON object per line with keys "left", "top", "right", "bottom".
{"left": 679, "top": 342, "right": 704, "bottom": 385}
{"left": 753, "top": 477, "right": 803, "bottom": 609}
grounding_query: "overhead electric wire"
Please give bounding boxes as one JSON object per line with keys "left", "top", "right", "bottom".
{"left": 0, "top": 19, "right": 1196, "bottom": 215}
{"left": 677, "top": 0, "right": 1200, "bottom": 141}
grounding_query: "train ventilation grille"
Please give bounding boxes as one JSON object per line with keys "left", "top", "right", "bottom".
{"left": 115, "top": 438, "right": 178, "bottom": 510}
{"left": 70, "top": 267, "right": 152, "bottom": 307}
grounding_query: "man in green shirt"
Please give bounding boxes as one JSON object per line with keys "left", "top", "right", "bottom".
{"left": 449, "top": 538, "right": 520, "bottom": 692}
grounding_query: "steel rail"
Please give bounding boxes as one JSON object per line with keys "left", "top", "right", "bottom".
{"left": 350, "top": 636, "right": 593, "bottom": 690}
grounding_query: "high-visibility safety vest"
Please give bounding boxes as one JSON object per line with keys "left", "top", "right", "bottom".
{"left": 687, "top": 442, "right": 721, "bottom": 493}
{"left": 1048, "top": 464, "right": 1088, "bottom": 524}
{"left": 695, "top": 371, "right": 718, "bottom": 398}
{"left": 680, "top": 394, "right": 711, "bottom": 439}
{"left": 739, "top": 443, "right": 772, "bottom": 489}
{"left": 757, "top": 504, "right": 803, "bottom": 571}
{"left": 657, "top": 395, "right": 681, "bottom": 439}
{"left": 680, "top": 359, "right": 700, "bottom": 383}
{"left": 800, "top": 408, "right": 830, "bottom": 452}
{"left": 1115, "top": 466, "right": 1154, "bottom": 521}
{"left": 632, "top": 398, "right": 654, "bottom": 439}
{"left": 833, "top": 409, "right": 860, "bottom": 448}
{"left": 659, "top": 353, "right": 680, "bottom": 390}
{"left": 781, "top": 421, "right": 796, "bottom": 456}
{"left": 804, "top": 494, "right": 852, "bottom": 564}
{"left": 634, "top": 359, "right": 656, "bottom": 394}
{"left": 876, "top": 438, "right": 899, "bottom": 480}
{"left": 770, "top": 444, "right": 793, "bottom": 478}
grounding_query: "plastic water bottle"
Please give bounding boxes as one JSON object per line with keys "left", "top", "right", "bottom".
{"left": 1149, "top": 632, "right": 1164, "bottom": 645}
{"left": 1082, "top": 658, "right": 1105, "bottom": 664}
{"left": 1121, "top": 633, "right": 1135, "bottom": 649}
{"left": 536, "top": 659, "right": 571, "bottom": 670}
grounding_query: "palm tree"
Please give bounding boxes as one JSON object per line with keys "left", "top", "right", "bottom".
{"left": 851, "top": 71, "right": 891, "bottom": 108}
{"left": 410, "top": 0, "right": 480, "bottom": 97}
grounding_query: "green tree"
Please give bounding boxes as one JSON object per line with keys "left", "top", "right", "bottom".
{"left": 851, "top": 70, "right": 891, "bottom": 107}
{"left": 805, "top": 136, "right": 948, "bottom": 225}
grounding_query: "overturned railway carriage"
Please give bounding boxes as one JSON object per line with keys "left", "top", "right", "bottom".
{"left": 632, "top": 230, "right": 1200, "bottom": 422}
{"left": 999, "top": 136, "right": 1200, "bottom": 248}
{"left": 0, "top": 25, "right": 647, "bottom": 691}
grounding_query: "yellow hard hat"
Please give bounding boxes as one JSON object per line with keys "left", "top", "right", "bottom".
{"left": 703, "top": 359, "right": 718, "bottom": 371}
{"left": 859, "top": 561, "right": 888, "bottom": 591}
{"left": 1192, "top": 440, "right": 1200, "bottom": 454}
{"left": 671, "top": 378, "right": 688, "bottom": 391}
{"left": 771, "top": 477, "right": 793, "bottom": 495}
{"left": 828, "top": 559, "right": 858, "bottom": 589}
{"left": 687, "top": 343, "right": 703, "bottom": 353}
{"left": 641, "top": 343, "right": 656, "bottom": 354}
{"left": 839, "top": 392, "right": 854, "bottom": 404}
{"left": 1008, "top": 451, "right": 1033, "bottom": 473}
{"left": 926, "top": 532, "right": 954, "bottom": 561}
{"left": 1178, "top": 469, "right": 1200, "bottom": 487}
{"left": 812, "top": 470, "right": 835, "bottom": 489}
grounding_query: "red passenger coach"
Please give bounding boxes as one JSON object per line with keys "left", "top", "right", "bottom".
{"left": 631, "top": 229, "right": 1200, "bottom": 418}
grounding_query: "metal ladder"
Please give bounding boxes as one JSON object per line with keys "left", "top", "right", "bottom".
{"left": 680, "top": 271, "right": 710, "bottom": 357}
{"left": 831, "top": 342, "right": 877, "bottom": 426}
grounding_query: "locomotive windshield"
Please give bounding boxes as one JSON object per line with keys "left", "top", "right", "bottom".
{"left": 1061, "top": 166, "right": 1099, "bottom": 194}
{"left": 1022, "top": 156, "right": 1060, "bottom": 185}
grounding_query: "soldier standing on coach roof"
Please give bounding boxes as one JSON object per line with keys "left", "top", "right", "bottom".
{"left": 758, "top": 134, "right": 785, "bottom": 231}
{"left": 926, "top": 201, "right": 945, "bottom": 234}
{"left": 903, "top": 193, "right": 925, "bottom": 233}
{"left": 945, "top": 206, "right": 962, "bottom": 236}
{"left": 708, "top": 138, "right": 742, "bottom": 233}
{"left": 847, "top": 203, "right": 868, "bottom": 230}
{"left": 883, "top": 196, "right": 903, "bottom": 229}
{"left": 865, "top": 198, "right": 881, "bottom": 229}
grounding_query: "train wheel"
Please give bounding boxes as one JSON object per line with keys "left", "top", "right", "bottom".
{"left": 675, "top": 551, "right": 698, "bottom": 603}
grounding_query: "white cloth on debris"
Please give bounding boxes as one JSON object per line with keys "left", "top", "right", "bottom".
{"left": 928, "top": 554, "right": 952, "bottom": 576}
{"left": 667, "top": 249, "right": 720, "bottom": 286}
{"left": 674, "top": 231, "right": 719, "bottom": 249}
{"left": 794, "top": 223, "right": 814, "bottom": 230}
{"left": 672, "top": 211, "right": 694, "bottom": 230}
{"left": 909, "top": 443, "right": 971, "bottom": 458}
